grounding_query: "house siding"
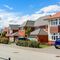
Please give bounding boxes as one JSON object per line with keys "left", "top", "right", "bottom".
{"left": 50, "top": 26, "right": 58, "bottom": 33}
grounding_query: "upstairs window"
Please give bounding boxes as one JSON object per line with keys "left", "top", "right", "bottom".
{"left": 51, "top": 19, "right": 58, "bottom": 25}
{"left": 59, "top": 19, "right": 60, "bottom": 25}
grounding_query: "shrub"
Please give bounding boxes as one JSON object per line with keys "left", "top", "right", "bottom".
{"left": 30, "top": 41, "right": 40, "bottom": 48}
{"left": 0, "top": 37, "right": 9, "bottom": 44}
{"left": 2, "top": 37, "right": 9, "bottom": 44}
{"left": 16, "top": 40, "right": 40, "bottom": 48}
{"left": 16, "top": 40, "right": 28, "bottom": 47}
{"left": 2, "top": 32, "right": 7, "bottom": 37}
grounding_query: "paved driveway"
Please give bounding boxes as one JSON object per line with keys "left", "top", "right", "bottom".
{"left": 0, "top": 44, "right": 60, "bottom": 60}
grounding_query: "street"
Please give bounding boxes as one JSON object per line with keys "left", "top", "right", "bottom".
{"left": 0, "top": 44, "right": 60, "bottom": 60}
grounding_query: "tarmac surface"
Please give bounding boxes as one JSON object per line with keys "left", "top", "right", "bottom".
{"left": 0, "top": 44, "right": 60, "bottom": 60}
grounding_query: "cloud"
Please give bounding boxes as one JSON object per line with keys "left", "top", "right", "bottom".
{"left": 0, "top": 4, "right": 60, "bottom": 28}
{"left": 36, "top": 5, "right": 60, "bottom": 14}
{"left": 4, "top": 4, "right": 13, "bottom": 10}
{"left": 0, "top": 12, "right": 21, "bottom": 28}
{"left": 19, "top": 4, "right": 60, "bottom": 24}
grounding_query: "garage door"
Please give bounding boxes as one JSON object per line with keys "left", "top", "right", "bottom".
{"left": 38, "top": 35, "right": 48, "bottom": 43}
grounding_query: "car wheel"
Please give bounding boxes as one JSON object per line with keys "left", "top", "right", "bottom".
{"left": 55, "top": 45, "right": 59, "bottom": 49}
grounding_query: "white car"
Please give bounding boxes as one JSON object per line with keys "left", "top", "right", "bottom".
{"left": 28, "top": 37, "right": 38, "bottom": 41}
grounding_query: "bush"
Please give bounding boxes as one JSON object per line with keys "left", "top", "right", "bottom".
{"left": 29, "top": 41, "right": 40, "bottom": 48}
{"left": 16, "top": 40, "right": 40, "bottom": 48}
{"left": 16, "top": 40, "right": 29, "bottom": 47}
{"left": 0, "top": 37, "right": 9, "bottom": 44}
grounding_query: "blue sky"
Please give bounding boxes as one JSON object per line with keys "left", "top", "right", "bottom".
{"left": 0, "top": 0, "right": 60, "bottom": 28}
{"left": 0, "top": 0, "right": 60, "bottom": 15}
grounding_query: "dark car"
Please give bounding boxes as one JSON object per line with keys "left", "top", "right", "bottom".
{"left": 54, "top": 38, "right": 60, "bottom": 49}
{"left": 18, "top": 37, "right": 30, "bottom": 41}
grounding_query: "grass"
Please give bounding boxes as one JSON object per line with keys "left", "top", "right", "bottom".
{"left": 39, "top": 44, "right": 50, "bottom": 48}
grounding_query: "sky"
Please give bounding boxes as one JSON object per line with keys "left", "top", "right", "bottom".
{"left": 0, "top": 0, "right": 60, "bottom": 28}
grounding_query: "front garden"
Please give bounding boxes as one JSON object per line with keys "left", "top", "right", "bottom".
{"left": 0, "top": 32, "right": 9, "bottom": 44}
{"left": 0, "top": 31, "right": 50, "bottom": 48}
{"left": 16, "top": 40, "right": 50, "bottom": 48}
{"left": 16, "top": 40, "right": 40, "bottom": 48}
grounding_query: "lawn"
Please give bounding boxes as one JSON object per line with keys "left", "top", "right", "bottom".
{"left": 39, "top": 44, "right": 50, "bottom": 48}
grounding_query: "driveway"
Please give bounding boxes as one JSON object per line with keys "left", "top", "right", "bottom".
{"left": 0, "top": 44, "right": 60, "bottom": 60}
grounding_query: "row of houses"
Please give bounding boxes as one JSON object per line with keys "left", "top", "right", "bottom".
{"left": 3, "top": 12, "right": 60, "bottom": 44}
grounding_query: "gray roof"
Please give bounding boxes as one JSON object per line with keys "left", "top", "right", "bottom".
{"left": 21, "top": 21, "right": 27, "bottom": 27}
{"left": 9, "top": 24, "right": 20, "bottom": 30}
{"left": 34, "top": 16, "right": 48, "bottom": 27}
{"left": 21, "top": 20, "right": 35, "bottom": 27}
{"left": 6, "top": 32, "right": 18, "bottom": 36}
{"left": 30, "top": 28, "right": 48, "bottom": 35}
{"left": 12, "top": 32, "right": 18, "bottom": 36}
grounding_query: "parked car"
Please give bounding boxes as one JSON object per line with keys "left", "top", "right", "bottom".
{"left": 28, "top": 36, "right": 37, "bottom": 41}
{"left": 54, "top": 38, "right": 60, "bottom": 49}
{"left": 18, "top": 37, "right": 30, "bottom": 41}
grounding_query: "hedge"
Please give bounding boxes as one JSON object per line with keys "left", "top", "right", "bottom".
{"left": 0, "top": 37, "right": 9, "bottom": 44}
{"left": 16, "top": 40, "right": 40, "bottom": 48}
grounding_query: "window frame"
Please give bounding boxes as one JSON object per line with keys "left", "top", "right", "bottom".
{"left": 50, "top": 19, "right": 58, "bottom": 26}
{"left": 51, "top": 33, "right": 58, "bottom": 40}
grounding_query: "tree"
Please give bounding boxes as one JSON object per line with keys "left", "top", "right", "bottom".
{"left": 2, "top": 31, "right": 7, "bottom": 37}
{"left": 25, "top": 27, "right": 31, "bottom": 36}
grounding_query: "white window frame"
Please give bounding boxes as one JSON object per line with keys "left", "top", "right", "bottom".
{"left": 50, "top": 19, "right": 58, "bottom": 26}
{"left": 51, "top": 33, "right": 58, "bottom": 41}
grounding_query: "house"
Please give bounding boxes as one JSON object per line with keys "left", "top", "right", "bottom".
{"left": 18, "top": 29, "right": 25, "bottom": 37}
{"left": 30, "top": 28, "right": 48, "bottom": 43}
{"left": 9, "top": 24, "right": 20, "bottom": 33}
{"left": 21, "top": 20, "right": 35, "bottom": 36}
{"left": 6, "top": 24, "right": 20, "bottom": 42}
{"left": 45, "top": 12, "right": 60, "bottom": 44}
{"left": 30, "top": 16, "right": 48, "bottom": 43}
{"left": 34, "top": 16, "right": 48, "bottom": 30}
{"left": 3, "top": 27, "right": 10, "bottom": 33}
{"left": 21, "top": 20, "right": 35, "bottom": 31}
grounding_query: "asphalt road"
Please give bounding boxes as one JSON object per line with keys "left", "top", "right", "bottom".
{"left": 21, "top": 46, "right": 60, "bottom": 55}
{"left": 11, "top": 44, "right": 60, "bottom": 55}
{"left": 0, "top": 44, "right": 60, "bottom": 60}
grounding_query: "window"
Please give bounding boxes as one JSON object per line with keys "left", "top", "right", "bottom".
{"left": 52, "top": 36, "right": 54, "bottom": 40}
{"left": 51, "top": 19, "right": 58, "bottom": 25}
{"left": 59, "top": 33, "right": 60, "bottom": 35}
{"left": 51, "top": 33, "right": 58, "bottom": 40}
{"left": 59, "top": 36, "right": 60, "bottom": 38}
{"left": 54, "top": 36, "right": 55, "bottom": 40}
{"left": 53, "top": 33, "right": 55, "bottom": 35}
{"left": 55, "top": 19, "right": 58, "bottom": 25}
{"left": 59, "top": 20, "right": 60, "bottom": 24}
{"left": 58, "top": 32, "right": 60, "bottom": 38}
{"left": 56, "top": 36, "right": 58, "bottom": 39}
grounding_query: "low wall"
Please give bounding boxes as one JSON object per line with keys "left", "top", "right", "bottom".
{"left": 48, "top": 41, "right": 55, "bottom": 45}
